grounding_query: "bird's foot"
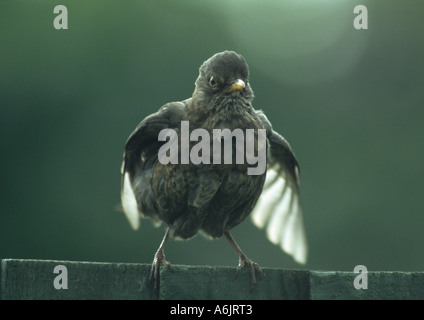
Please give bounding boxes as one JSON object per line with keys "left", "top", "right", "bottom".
{"left": 149, "top": 250, "right": 173, "bottom": 291}
{"left": 235, "top": 253, "right": 262, "bottom": 290}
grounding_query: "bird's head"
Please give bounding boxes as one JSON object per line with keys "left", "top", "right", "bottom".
{"left": 192, "top": 51, "right": 254, "bottom": 108}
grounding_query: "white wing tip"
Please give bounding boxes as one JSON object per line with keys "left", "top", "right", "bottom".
{"left": 292, "top": 251, "right": 308, "bottom": 265}
{"left": 251, "top": 167, "right": 308, "bottom": 265}
{"left": 121, "top": 172, "right": 140, "bottom": 230}
{"left": 281, "top": 231, "right": 308, "bottom": 265}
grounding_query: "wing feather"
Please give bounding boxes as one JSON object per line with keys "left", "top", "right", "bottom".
{"left": 121, "top": 171, "right": 140, "bottom": 230}
{"left": 120, "top": 101, "right": 186, "bottom": 230}
{"left": 251, "top": 115, "right": 308, "bottom": 264}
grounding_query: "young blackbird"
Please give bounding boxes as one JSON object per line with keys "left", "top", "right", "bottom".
{"left": 121, "top": 51, "right": 307, "bottom": 289}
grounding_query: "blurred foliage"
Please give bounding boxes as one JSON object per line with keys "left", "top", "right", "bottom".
{"left": 1, "top": 0, "right": 424, "bottom": 272}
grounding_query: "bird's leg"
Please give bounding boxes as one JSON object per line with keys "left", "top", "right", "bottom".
{"left": 225, "top": 231, "right": 262, "bottom": 290}
{"left": 149, "top": 227, "right": 172, "bottom": 290}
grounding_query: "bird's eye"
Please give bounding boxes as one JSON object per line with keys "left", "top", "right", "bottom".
{"left": 209, "top": 76, "right": 217, "bottom": 87}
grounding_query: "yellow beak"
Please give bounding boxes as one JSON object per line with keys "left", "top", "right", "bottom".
{"left": 228, "top": 79, "right": 245, "bottom": 92}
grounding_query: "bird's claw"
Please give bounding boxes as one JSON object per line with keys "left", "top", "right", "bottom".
{"left": 149, "top": 250, "right": 173, "bottom": 291}
{"left": 235, "top": 255, "right": 262, "bottom": 290}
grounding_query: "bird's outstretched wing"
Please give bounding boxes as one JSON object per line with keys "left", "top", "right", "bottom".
{"left": 251, "top": 113, "right": 308, "bottom": 264}
{"left": 121, "top": 102, "right": 186, "bottom": 230}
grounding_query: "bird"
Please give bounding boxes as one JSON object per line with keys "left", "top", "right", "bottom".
{"left": 120, "top": 51, "right": 307, "bottom": 290}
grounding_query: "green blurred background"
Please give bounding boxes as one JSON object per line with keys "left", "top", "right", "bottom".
{"left": 1, "top": 0, "right": 423, "bottom": 272}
